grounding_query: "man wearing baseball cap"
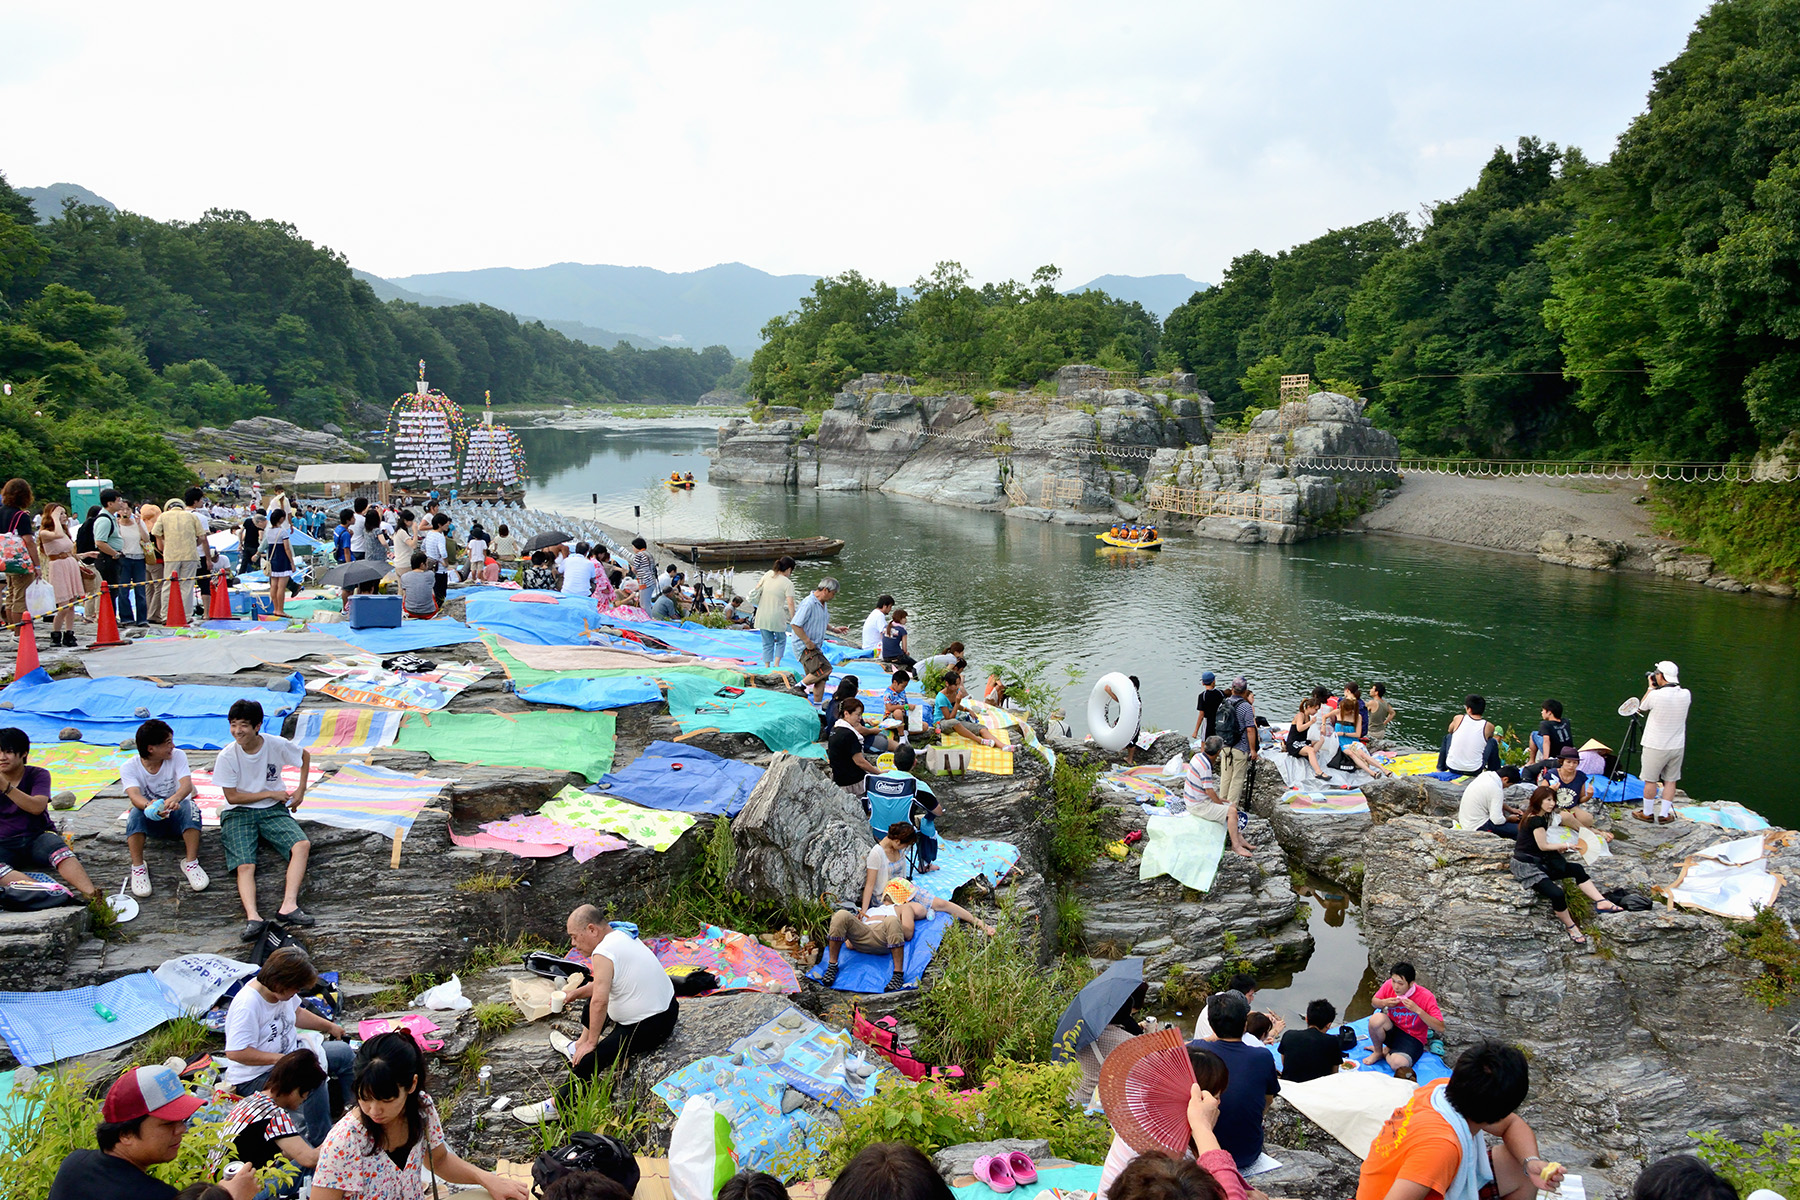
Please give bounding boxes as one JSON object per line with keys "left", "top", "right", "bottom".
{"left": 48, "top": 1064, "right": 258, "bottom": 1200}
{"left": 1192, "top": 670, "right": 1225, "bottom": 740}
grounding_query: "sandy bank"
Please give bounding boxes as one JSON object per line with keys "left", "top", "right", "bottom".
{"left": 1355, "top": 472, "right": 1671, "bottom": 567}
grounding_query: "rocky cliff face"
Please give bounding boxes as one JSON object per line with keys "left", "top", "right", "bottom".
{"left": 164, "top": 416, "right": 372, "bottom": 470}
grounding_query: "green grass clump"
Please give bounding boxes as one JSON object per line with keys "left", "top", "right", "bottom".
{"left": 472, "top": 1001, "right": 520, "bottom": 1036}
{"left": 134, "top": 1015, "right": 217, "bottom": 1068}
{"left": 464, "top": 932, "right": 554, "bottom": 973}
{"left": 633, "top": 817, "right": 831, "bottom": 940}
{"left": 456, "top": 871, "right": 522, "bottom": 893}
{"left": 1728, "top": 907, "right": 1800, "bottom": 1009}
{"left": 367, "top": 971, "right": 443, "bottom": 1013}
{"left": 1047, "top": 759, "right": 1106, "bottom": 877}
{"left": 1052, "top": 890, "right": 1087, "bottom": 955}
{"left": 531, "top": 1057, "right": 658, "bottom": 1154}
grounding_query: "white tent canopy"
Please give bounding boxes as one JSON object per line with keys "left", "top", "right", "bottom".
{"left": 292, "top": 463, "right": 388, "bottom": 486}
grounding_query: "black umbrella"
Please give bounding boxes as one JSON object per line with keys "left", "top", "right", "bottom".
{"left": 1053, "top": 956, "right": 1146, "bottom": 1060}
{"left": 524, "top": 530, "right": 573, "bottom": 552}
{"left": 317, "top": 561, "right": 390, "bottom": 589}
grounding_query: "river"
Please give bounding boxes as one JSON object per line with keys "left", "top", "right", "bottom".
{"left": 514, "top": 422, "right": 1800, "bottom": 1022}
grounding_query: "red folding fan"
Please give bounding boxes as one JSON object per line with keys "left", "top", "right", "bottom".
{"left": 1097, "top": 1026, "right": 1198, "bottom": 1155}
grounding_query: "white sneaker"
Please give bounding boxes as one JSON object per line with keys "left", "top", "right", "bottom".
{"left": 549, "top": 1030, "right": 575, "bottom": 1063}
{"left": 510, "top": 1099, "right": 557, "bottom": 1125}
{"left": 129, "top": 864, "right": 152, "bottom": 898}
{"left": 181, "top": 860, "right": 209, "bottom": 892}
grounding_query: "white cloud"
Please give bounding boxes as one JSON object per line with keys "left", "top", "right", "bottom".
{"left": 1, "top": 0, "right": 1709, "bottom": 287}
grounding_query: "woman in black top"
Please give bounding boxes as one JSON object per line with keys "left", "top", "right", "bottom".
{"left": 1511, "top": 785, "right": 1625, "bottom": 945}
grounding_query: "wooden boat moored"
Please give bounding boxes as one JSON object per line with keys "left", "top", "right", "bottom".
{"left": 660, "top": 536, "right": 845, "bottom": 563}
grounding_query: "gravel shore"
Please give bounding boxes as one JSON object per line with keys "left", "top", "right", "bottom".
{"left": 1355, "top": 473, "right": 1672, "bottom": 566}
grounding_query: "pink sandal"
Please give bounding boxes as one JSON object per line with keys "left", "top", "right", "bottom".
{"left": 973, "top": 1155, "right": 1017, "bottom": 1193}
{"left": 1006, "top": 1152, "right": 1038, "bottom": 1185}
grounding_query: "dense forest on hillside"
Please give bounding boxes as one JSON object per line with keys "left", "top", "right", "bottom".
{"left": 0, "top": 178, "right": 740, "bottom": 497}
{"left": 757, "top": 0, "right": 1799, "bottom": 468}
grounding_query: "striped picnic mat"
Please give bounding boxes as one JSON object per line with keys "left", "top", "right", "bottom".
{"left": 300, "top": 762, "right": 449, "bottom": 839}
{"left": 290, "top": 708, "right": 404, "bottom": 754}
{"left": 119, "top": 765, "right": 326, "bottom": 827}
{"left": 35, "top": 743, "right": 128, "bottom": 810}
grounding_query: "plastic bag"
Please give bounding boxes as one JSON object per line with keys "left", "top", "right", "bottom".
{"left": 153, "top": 954, "right": 259, "bottom": 1014}
{"left": 412, "top": 973, "right": 472, "bottom": 1012}
{"left": 23, "top": 579, "right": 54, "bottom": 618}
{"left": 669, "top": 1094, "right": 737, "bottom": 1200}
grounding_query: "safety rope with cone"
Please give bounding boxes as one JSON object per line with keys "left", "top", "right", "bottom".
{"left": 3, "top": 564, "right": 240, "bottom": 641}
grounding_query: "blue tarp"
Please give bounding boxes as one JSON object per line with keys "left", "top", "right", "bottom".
{"left": 1592, "top": 774, "right": 1645, "bottom": 804}
{"left": 464, "top": 593, "right": 602, "bottom": 645}
{"left": 310, "top": 620, "right": 482, "bottom": 653}
{"left": 0, "top": 669, "right": 303, "bottom": 719}
{"left": 806, "top": 910, "right": 951, "bottom": 993}
{"left": 516, "top": 675, "right": 665, "bottom": 711}
{"left": 592, "top": 740, "right": 764, "bottom": 816}
{"left": 0, "top": 971, "right": 183, "bottom": 1066}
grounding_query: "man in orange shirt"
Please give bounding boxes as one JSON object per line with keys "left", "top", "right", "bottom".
{"left": 1357, "top": 1042, "right": 1564, "bottom": 1200}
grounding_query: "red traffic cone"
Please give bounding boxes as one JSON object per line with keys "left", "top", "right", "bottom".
{"left": 206, "top": 568, "right": 232, "bottom": 621}
{"left": 13, "top": 617, "right": 38, "bottom": 678}
{"left": 89, "top": 582, "right": 127, "bottom": 649}
{"left": 164, "top": 571, "right": 188, "bottom": 628}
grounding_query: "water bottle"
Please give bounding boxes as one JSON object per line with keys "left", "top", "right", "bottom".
{"left": 478, "top": 1065, "right": 492, "bottom": 1095}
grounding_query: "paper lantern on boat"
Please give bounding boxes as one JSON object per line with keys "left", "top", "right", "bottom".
{"left": 385, "top": 368, "right": 466, "bottom": 488}
{"left": 461, "top": 391, "right": 529, "bottom": 489}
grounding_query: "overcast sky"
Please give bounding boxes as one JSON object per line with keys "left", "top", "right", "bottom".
{"left": 5, "top": 1, "right": 1710, "bottom": 287}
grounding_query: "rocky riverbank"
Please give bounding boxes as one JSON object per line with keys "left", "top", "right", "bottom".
{"left": 163, "top": 416, "right": 372, "bottom": 472}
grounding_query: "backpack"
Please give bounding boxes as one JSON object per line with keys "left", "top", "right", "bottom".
{"left": 1215, "top": 696, "right": 1246, "bottom": 749}
{"left": 1604, "top": 888, "right": 1654, "bottom": 912}
{"left": 0, "top": 513, "right": 30, "bottom": 575}
{"left": 532, "top": 1133, "right": 640, "bottom": 1197}
{"left": 75, "top": 517, "right": 96, "bottom": 556}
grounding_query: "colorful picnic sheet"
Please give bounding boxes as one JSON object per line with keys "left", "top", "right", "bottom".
{"left": 1677, "top": 801, "right": 1771, "bottom": 831}
{"left": 1103, "top": 763, "right": 1183, "bottom": 806}
{"left": 290, "top": 708, "right": 404, "bottom": 754}
{"left": 35, "top": 743, "right": 128, "bottom": 810}
{"left": 307, "top": 656, "right": 487, "bottom": 711}
{"left": 652, "top": 1054, "right": 815, "bottom": 1174}
{"left": 495, "top": 636, "right": 735, "bottom": 673}
{"left": 1386, "top": 753, "right": 1442, "bottom": 777}
{"left": 645, "top": 925, "right": 799, "bottom": 995}
{"left": 448, "top": 829, "right": 571, "bottom": 857}
{"left": 806, "top": 909, "right": 952, "bottom": 993}
{"left": 299, "top": 763, "right": 448, "bottom": 840}
{"left": 1280, "top": 787, "right": 1371, "bottom": 815}
{"left": 0, "top": 971, "right": 183, "bottom": 1066}
{"left": 924, "top": 838, "right": 1019, "bottom": 896}
{"left": 937, "top": 733, "right": 1017, "bottom": 775}
{"left": 0, "top": 668, "right": 293, "bottom": 749}
{"left": 1139, "top": 812, "right": 1227, "bottom": 892}
{"left": 478, "top": 813, "right": 629, "bottom": 862}
{"left": 394, "top": 711, "right": 617, "bottom": 782}
{"left": 593, "top": 741, "right": 764, "bottom": 817}
{"left": 122, "top": 765, "right": 327, "bottom": 827}
{"left": 729, "top": 1006, "right": 881, "bottom": 1105}
{"left": 538, "top": 786, "right": 698, "bottom": 851}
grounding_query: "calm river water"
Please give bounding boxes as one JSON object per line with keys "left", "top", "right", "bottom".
{"left": 516, "top": 422, "right": 1799, "bottom": 1022}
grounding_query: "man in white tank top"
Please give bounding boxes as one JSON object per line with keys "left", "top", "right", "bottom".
{"left": 1439, "top": 694, "right": 1499, "bottom": 775}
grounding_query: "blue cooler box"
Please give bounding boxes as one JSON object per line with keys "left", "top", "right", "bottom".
{"left": 345, "top": 594, "right": 402, "bottom": 629}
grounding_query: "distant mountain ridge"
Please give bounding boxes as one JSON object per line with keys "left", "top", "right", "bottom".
{"left": 17, "top": 182, "right": 117, "bottom": 222}
{"left": 1069, "top": 273, "right": 1209, "bottom": 318}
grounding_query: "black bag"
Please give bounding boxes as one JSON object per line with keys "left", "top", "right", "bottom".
{"left": 74, "top": 518, "right": 96, "bottom": 556}
{"left": 0, "top": 882, "right": 79, "bottom": 911}
{"left": 250, "top": 920, "right": 300, "bottom": 965}
{"left": 1214, "top": 697, "right": 1244, "bottom": 750}
{"left": 1604, "top": 888, "right": 1654, "bottom": 912}
{"left": 1336, "top": 1023, "right": 1360, "bottom": 1050}
{"left": 669, "top": 968, "right": 720, "bottom": 997}
{"left": 533, "top": 1132, "right": 640, "bottom": 1197}
{"left": 523, "top": 951, "right": 589, "bottom": 980}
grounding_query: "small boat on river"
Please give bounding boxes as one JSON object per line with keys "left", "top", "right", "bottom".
{"left": 661, "top": 536, "right": 845, "bottom": 564}
{"left": 1096, "top": 529, "right": 1162, "bottom": 550}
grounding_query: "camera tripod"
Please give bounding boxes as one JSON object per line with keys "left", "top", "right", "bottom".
{"left": 1609, "top": 701, "right": 1645, "bottom": 789}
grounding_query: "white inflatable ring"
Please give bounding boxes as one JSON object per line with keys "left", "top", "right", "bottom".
{"left": 1088, "top": 672, "right": 1140, "bottom": 752}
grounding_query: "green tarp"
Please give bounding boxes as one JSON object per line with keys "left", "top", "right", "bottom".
{"left": 394, "top": 710, "right": 617, "bottom": 782}
{"left": 1138, "top": 812, "right": 1226, "bottom": 892}
{"left": 662, "top": 673, "right": 825, "bottom": 759}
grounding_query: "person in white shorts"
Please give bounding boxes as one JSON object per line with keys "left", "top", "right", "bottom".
{"left": 1632, "top": 660, "right": 1691, "bottom": 824}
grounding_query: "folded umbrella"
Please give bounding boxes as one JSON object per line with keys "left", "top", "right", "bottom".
{"left": 1053, "top": 955, "right": 1145, "bottom": 1060}
{"left": 525, "top": 530, "right": 573, "bottom": 552}
{"left": 317, "top": 561, "right": 390, "bottom": 589}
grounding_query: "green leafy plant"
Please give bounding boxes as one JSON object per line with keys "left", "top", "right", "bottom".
{"left": 800, "top": 1058, "right": 1110, "bottom": 1179}
{"left": 1052, "top": 890, "right": 1087, "bottom": 955}
{"left": 918, "top": 658, "right": 952, "bottom": 698}
{"left": 472, "top": 1001, "right": 521, "bottom": 1036}
{"left": 1161, "top": 963, "right": 1206, "bottom": 1011}
{"left": 913, "top": 899, "right": 1093, "bottom": 1079}
{"left": 1694, "top": 1124, "right": 1800, "bottom": 1199}
{"left": 1047, "top": 758, "right": 1106, "bottom": 877}
{"left": 1727, "top": 907, "right": 1800, "bottom": 1009}
{"left": 991, "top": 654, "right": 1081, "bottom": 725}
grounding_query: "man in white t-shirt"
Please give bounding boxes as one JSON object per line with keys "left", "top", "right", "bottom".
{"left": 223, "top": 946, "right": 351, "bottom": 1145}
{"left": 213, "top": 699, "right": 315, "bottom": 941}
{"left": 1633, "top": 660, "right": 1692, "bottom": 824}
{"left": 122, "top": 719, "right": 208, "bottom": 898}
{"left": 861, "top": 595, "right": 894, "bottom": 652}
{"left": 511, "top": 905, "right": 680, "bottom": 1126}
{"left": 560, "top": 544, "right": 596, "bottom": 597}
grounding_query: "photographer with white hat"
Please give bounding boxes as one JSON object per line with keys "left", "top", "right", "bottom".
{"left": 1632, "top": 661, "right": 1690, "bottom": 824}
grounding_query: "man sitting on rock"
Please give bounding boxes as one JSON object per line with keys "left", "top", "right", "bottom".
{"left": 1355, "top": 1041, "right": 1565, "bottom": 1200}
{"left": 1189, "top": 991, "right": 1280, "bottom": 1171}
{"left": 1184, "top": 736, "right": 1254, "bottom": 858}
{"left": 1457, "top": 765, "right": 1522, "bottom": 839}
{"left": 1279, "top": 999, "right": 1347, "bottom": 1083}
{"left": 1438, "top": 695, "right": 1501, "bottom": 775}
{"left": 513, "top": 905, "right": 680, "bottom": 1126}
{"left": 1363, "top": 961, "right": 1444, "bottom": 1079}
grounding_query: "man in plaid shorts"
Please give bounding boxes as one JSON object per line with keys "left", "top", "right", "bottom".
{"left": 213, "top": 699, "right": 315, "bottom": 941}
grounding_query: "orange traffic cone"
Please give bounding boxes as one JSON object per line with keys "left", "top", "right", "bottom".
{"left": 13, "top": 617, "right": 38, "bottom": 678}
{"left": 206, "top": 570, "right": 232, "bottom": 621}
{"left": 89, "top": 583, "right": 127, "bottom": 649}
{"left": 165, "top": 572, "right": 188, "bottom": 628}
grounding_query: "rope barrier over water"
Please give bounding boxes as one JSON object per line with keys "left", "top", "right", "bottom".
{"left": 1289, "top": 455, "right": 1798, "bottom": 483}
